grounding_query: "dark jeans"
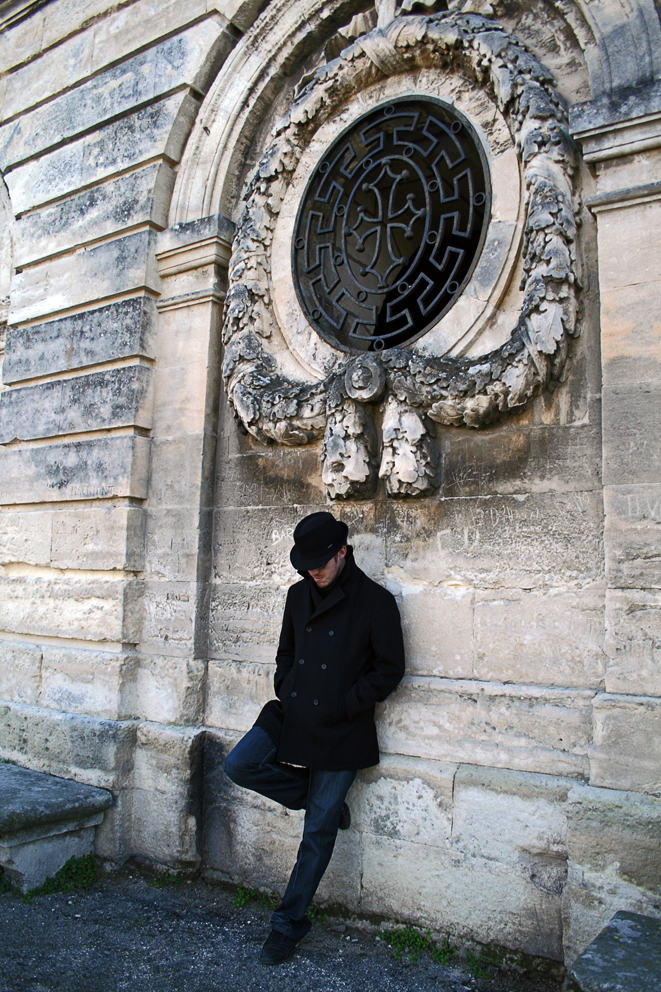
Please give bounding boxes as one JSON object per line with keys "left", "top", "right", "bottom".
{"left": 224, "top": 726, "right": 356, "bottom": 941}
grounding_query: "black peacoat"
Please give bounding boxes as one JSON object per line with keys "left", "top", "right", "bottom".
{"left": 255, "top": 549, "right": 405, "bottom": 770}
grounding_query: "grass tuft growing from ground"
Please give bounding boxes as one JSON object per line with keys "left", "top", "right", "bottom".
{"left": 231, "top": 883, "right": 326, "bottom": 920}
{"left": 22, "top": 854, "right": 98, "bottom": 901}
{"left": 382, "top": 926, "right": 457, "bottom": 964}
{"left": 148, "top": 871, "right": 184, "bottom": 889}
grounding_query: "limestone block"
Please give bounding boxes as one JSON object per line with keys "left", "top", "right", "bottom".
{"left": 206, "top": 659, "right": 273, "bottom": 732}
{"left": 0, "top": 701, "right": 136, "bottom": 790}
{"left": 152, "top": 361, "right": 213, "bottom": 437}
{"left": 353, "top": 754, "right": 456, "bottom": 846}
{"left": 0, "top": 365, "right": 153, "bottom": 443}
{"left": 360, "top": 833, "right": 564, "bottom": 960}
{"left": 605, "top": 588, "right": 661, "bottom": 696}
{"left": 589, "top": 693, "right": 661, "bottom": 794}
{"left": 131, "top": 722, "right": 203, "bottom": 865}
{"left": 148, "top": 435, "right": 212, "bottom": 510}
{"left": 378, "top": 678, "right": 594, "bottom": 777}
{"left": 141, "top": 581, "right": 198, "bottom": 657}
{"left": 9, "top": 230, "right": 159, "bottom": 326}
{"left": 452, "top": 766, "right": 571, "bottom": 868}
{"left": 135, "top": 655, "right": 205, "bottom": 725}
{"left": 0, "top": 436, "right": 151, "bottom": 504}
{"left": 208, "top": 583, "right": 285, "bottom": 664}
{"left": 603, "top": 382, "right": 661, "bottom": 486}
{"left": 399, "top": 585, "right": 475, "bottom": 679}
{"left": 13, "top": 163, "right": 175, "bottom": 268}
{"left": 439, "top": 426, "right": 601, "bottom": 498}
{"left": 6, "top": 91, "right": 200, "bottom": 214}
{"left": 385, "top": 492, "right": 605, "bottom": 589}
{"left": 50, "top": 506, "right": 145, "bottom": 572}
{"left": 0, "top": 574, "right": 143, "bottom": 643}
{"left": 604, "top": 484, "right": 661, "bottom": 589}
{"left": 601, "top": 281, "right": 661, "bottom": 386}
{"left": 0, "top": 510, "right": 52, "bottom": 565}
{"left": 596, "top": 200, "right": 661, "bottom": 291}
{"left": 143, "top": 507, "right": 209, "bottom": 582}
{"left": 40, "top": 647, "right": 137, "bottom": 721}
{"left": 216, "top": 446, "right": 326, "bottom": 508}
{"left": 0, "top": 640, "right": 42, "bottom": 705}
{"left": 473, "top": 587, "right": 606, "bottom": 689}
{"left": 0, "top": 21, "right": 226, "bottom": 171}
{"left": 3, "top": 297, "right": 157, "bottom": 384}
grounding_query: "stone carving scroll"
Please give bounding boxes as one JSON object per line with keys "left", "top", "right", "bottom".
{"left": 221, "top": 9, "right": 579, "bottom": 498}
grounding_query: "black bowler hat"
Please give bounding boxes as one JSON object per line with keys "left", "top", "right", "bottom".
{"left": 290, "top": 512, "right": 349, "bottom": 571}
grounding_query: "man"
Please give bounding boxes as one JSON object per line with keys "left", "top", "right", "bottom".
{"left": 224, "top": 511, "right": 405, "bottom": 965}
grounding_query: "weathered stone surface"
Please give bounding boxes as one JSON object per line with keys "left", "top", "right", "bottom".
{"left": 438, "top": 426, "right": 602, "bottom": 498}
{"left": 452, "top": 765, "right": 570, "bottom": 867}
{"left": 131, "top": 722, "right": 203, "bottom": 866}
{"left": 208, "top": 583, "right": 285, "bottom": 664}
{"left": 399, "top": 585, "right": 475, "bottom": 679}
{"left": 0, "top": 509, "right": 52, "bottom": 565}
{"left": 50, "top": 506, "right": 145, "bottom": 572}
{"left": 0, "top": 761, "right": 112, "bottom": 833}
{"left": 143, "top": 507, "right": 210, "bottom": 582}
{"left": 360, "top": 833, "right": 564, "bottom": 960}
{"left": 6, "top": 92, "right": 200, "bottom": 214}
{"left": 148, "top": 435, "right": 212, "bottom": 509}
{"left": 0, "top": 702, "right": 136, "bottom": 790}
{"left": 604, "top": 485, "right": 661, "bottom": 589}
{"left": 0, "top": 436, "right": 150, "bottom": 504}
{"left": 566, "top": 911, "right": 661, "bottom": 992}
{"left": 353, "top": 755, "right": 456, "bottom": 846}
{"left": 135, "top": 655, "right": 205, "bottom": 725}
{"left": 596, "top": 200, "right": 661, "bottom": 291}
{"left": 206, "top": 659, "right": 272, "bottom": 732}
{"left": 602, "top": 382, "right": 661, "bottom": 486}
{"left": 600, "top": 282, "right": 661, "bottom": 386}
{"left": 589, "top": 693, "right": 661, "bottom": 794}
{"left": 0, "top": 365, "right": 153, "bottom": 443}
{"left": 215, "top": 445, "right": 326, "bottom": 508}
{"left": 378, "top": 678, "right": 594, "bottom": 777}
{"left": 9, "top": 230, "right": 159, "bottom": 326}
{"left": 3, "top": 297, "right": 157, "bottom": 384}
{"left": 0, "top": 21, "right": 226, "bottom": 171}
{"left": 566, "top": 782, "right": 661, "bottom": 892}
{"left": 141, "top": 581, "right": 197, "bottom": 658}
{"left": 0, "top": 575, "right": 143, "bottom": 643}
{"left": 385, "top": 492, "right": 605, "bottom": 589}
{"left": 13, "top": 164, "right": 175, "bottom": 268}
{"left": 605, "top": 588, "right": 661, "bottom": 696}
{"left": 0, "top": 640, "right": 41, "bottom": 705}
{"left": 474, "top": 587, "right": 606, "bottom": 689}
{"left": 40, "top": 647, "right": 137, "bottom": 721}
{"left": 0, "top": 820, "right": 100, "bottom": 894}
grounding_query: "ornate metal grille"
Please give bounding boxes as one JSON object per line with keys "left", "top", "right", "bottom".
{"left": 292, "top": 98, "right": 491, "bottom": 352}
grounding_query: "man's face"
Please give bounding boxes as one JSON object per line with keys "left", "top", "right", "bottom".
{"left": 308, "top": 546, "right": 347, "bottom": 588}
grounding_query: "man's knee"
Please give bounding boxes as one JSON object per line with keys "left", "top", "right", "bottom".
{"left": 224, "top": 747, "right": 247, "bottom": 786}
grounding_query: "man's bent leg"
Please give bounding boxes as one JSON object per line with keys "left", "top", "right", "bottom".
{"left": 224, "top": 727, "right": 309, "bottom": 810}
{"left": 270, "top": 767, "right": 356, "bottom": 941}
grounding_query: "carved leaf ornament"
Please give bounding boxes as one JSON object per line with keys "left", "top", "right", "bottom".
{"left": 221, "top": 9, "right": 578, "bottom": 498}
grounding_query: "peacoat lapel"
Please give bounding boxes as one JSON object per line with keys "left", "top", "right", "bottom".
{"left": 308, "top": 582, "right": 345, "bottom": 622}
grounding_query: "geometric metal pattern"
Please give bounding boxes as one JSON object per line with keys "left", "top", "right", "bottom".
{"left": 292, "top": 98, "right": 491, "bottom": 352}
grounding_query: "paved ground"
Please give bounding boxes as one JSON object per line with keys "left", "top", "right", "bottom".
{"left": 0, "top": 865, "right": 563, "bottom": 992}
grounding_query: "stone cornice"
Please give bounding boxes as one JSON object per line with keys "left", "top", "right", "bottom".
{"left": 0, "top": 0, "right": 52, "bottom": 31}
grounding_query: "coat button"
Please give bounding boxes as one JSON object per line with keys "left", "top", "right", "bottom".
{"left": 313, "top": 699, "right": 318, "bottom": 705}
{"left": 299, "top": 658, "right": 305, "bottom": 665}
{"left": 329, "top": 630, "right": 334, "bottom": 636}
{"left": 306, "top": 626, "right": 312, "bottom": 632}
{"left": 291, "top": 692, "right": 297, "bottom": 698}
{"left": 321, "top": 663, "right": 327, "bottom": 670}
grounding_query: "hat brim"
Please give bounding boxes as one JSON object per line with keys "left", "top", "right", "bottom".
{"left": 290, "top": 536, "right": 346, "bottom": 572}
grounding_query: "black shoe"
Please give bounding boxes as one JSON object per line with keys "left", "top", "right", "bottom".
{"left": 259, "top": 929, "right": 299, "bottom": 965}
{"left": 339, "top": 802, "right": 351, "bottom": 830}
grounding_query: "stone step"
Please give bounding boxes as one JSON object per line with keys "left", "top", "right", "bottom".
{"left": 0, "top": 763, "right": 113, "bottom": 893}
{"left": 565, "top": 911, "right": 661, "bottom": 992}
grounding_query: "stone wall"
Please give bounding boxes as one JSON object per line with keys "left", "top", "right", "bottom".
{"left": 0, "top": 0, "right": 659, "bottom": 966}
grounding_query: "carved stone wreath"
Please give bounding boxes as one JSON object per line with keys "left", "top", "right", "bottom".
{"left": 221, "top": 9, "right": 578, "bottom": 499}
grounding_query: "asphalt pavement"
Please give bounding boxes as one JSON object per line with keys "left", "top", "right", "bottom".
{"left": 0, "top": 865, "right": 563, "bottom": 992}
